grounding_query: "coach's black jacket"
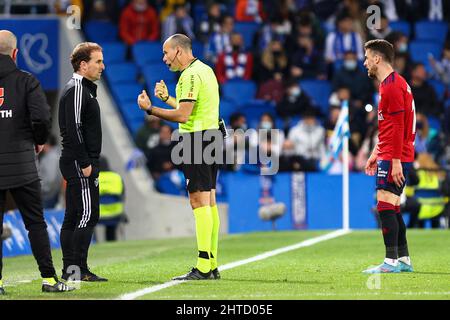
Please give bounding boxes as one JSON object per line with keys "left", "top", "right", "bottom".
{"left": 59, "top": 73, "right": 102, "bottom": 173}
{"left": 0, "top": 54, "right": 51, "bottom": 189}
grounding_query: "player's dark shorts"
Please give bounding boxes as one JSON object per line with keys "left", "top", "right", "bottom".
{"left": 376, "top": 160, "right": 413, "bottom": 196}
{"left": 179, "top": 129, "right": 221, "bottom": 193}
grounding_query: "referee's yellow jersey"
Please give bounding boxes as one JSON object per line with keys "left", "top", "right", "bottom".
{"left": 176, "top": 59, "right": 219, "bottom": 133}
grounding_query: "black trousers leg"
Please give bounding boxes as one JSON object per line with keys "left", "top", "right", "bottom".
{"left": 10, "top": 181, "right": 56, "bottom": 278}
{"left": 63, "top": 175, "right": 99, "bottom": 272}
{"left": 60, "top": 181, "right": 77, "bottom": 273}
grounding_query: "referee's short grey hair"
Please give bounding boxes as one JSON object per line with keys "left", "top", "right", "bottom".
{"left": 0, "top": 30, "right": 17, "bottom": 56}
{"left": 165, "top": 34, "right": 192, "bottom": 52}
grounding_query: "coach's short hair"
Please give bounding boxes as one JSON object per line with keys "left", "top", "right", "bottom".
{"left": 70, "top": 42, "right": 102, "bottom": 72}
{"left": 364, "top": 39, "right": 395, "bottom": 65}
{"left": 166, "top": 34, "right": 192, "bottom": 52}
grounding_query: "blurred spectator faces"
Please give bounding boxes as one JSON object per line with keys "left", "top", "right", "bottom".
{"left": 221, "top": 15, "right": 235, "bottom": 34}
{"left": 343, "top": 51, "right": 358, "bottom": 71}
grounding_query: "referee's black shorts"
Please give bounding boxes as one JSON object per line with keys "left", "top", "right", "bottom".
{"left": 179, "top": 129, "right": 221, "bottom": 193}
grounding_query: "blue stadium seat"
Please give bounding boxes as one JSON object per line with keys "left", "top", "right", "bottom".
{"left": 84, "top": 21, "right": 118, "bottom": 42}
{"left": 116, "top": 102, "right": 144, "bottom": 135}
{"left": 221, "top": 80, "right": 257, "bottom": 105}
{"left": 427, "top": 116, "right": 441, "bottom": 131}
{"left": 104, "top": 63, "right": 138, "bottom": 84}
{"left": 101, "top": 42, "right": 127, "bottom": 64}
{"left": 220, "top": 99, "right": 239, "bottom": 122}
{"left": 299, "top": 79, "right": 332, "bottom": 114}
{"left": 236, "top": 100, "right": 276, "bottom": 128}
{"left": 234, "top": 22, "right": 260, "bottom": 49}
{"left": 109, "top": 82, "right": 143, "bottom": 104}
{"left": 192, "top": 41, "right": 205, "bottom": 60}
{"left": 132, "top": 41, "right": 162, "bottom": 67}
{"left": 415, "top": 21, "right": 448, "bottom": 44}
{"left": 428, "top": 79, "right": 446, "bottom": 101}
{"left": 389, "top": 20, "right": 411, "bottom": 37}
{"left": 142, "top": 63, "right": 175, "bottom": 88}
{"left": 409, "top": 41, "right": 442, "bottom": 66}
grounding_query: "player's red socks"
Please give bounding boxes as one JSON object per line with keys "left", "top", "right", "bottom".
{"left": 377, "top": 201, "right": 398, "bottom": 259}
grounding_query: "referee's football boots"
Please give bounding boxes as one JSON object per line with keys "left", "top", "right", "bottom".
{"left": 211, "top": 268, "right": 221, "bottom": 280}
{"left": 42, "top": 276, "right": 75, "bottom": 293}
{"left": 172, "top": 268, "right": 212, "bottom": 280}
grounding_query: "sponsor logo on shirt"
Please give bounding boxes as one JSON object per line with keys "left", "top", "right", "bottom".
{"left": 0, "top": 88, "right": 13, "bottom": 119}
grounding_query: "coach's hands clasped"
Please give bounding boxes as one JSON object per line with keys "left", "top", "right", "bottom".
{"left": 137, "top": 90, "right": 152, "bottom": 112}
{"left": 154, "top": 80, "right": 169, "bottom": 102}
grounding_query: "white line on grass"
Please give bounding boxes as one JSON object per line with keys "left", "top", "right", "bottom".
{"left": 118, "top": 229, "right": 352, "bottom": 300}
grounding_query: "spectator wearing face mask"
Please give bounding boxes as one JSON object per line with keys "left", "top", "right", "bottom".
{"left": 253, "top": 39, "right": 288, "bottom": 84}
{"left": 281, "top": 109, "right": 326, "bottom": 171}
{"left": 249, "top": 113, "right": 285, "bottom": 159}
{"left": 275, "top": 80, "right": 315, "bottom": 118}
{"left": 332, "top": 51, "right": 373, "bottom": 108}
{"left": 215, "top": 32, "right": 253, "bottom": 84}
{"left": 119, "top": 0, "right": 160, "bottom": 45}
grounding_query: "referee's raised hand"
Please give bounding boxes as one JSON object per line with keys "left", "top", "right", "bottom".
{"left": 137, "top": 90, "right": 152, "bottom": 111}
{"left": 154, "top": 80, "right": 169, "bottom": 101}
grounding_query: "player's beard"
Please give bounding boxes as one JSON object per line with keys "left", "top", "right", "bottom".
{"left": 367, "top": 65, "right": 378, "bottom": 79}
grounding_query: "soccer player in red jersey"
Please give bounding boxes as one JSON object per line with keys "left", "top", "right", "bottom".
{"left": 363, "top": 39, "right": 416, "bottom": 273}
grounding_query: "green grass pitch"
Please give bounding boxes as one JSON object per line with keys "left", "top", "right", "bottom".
{"left": 1, "top": 230, "right": 449, "bottom": 300}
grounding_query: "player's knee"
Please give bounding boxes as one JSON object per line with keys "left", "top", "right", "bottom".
{"left": 377, "top": 189, "right": 398, "bottom": 204}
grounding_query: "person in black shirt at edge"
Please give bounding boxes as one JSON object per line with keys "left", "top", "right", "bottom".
{"left": 58, "top": 42, "right": 107, "bottom": 282}
{"left": 0, "top": 30, "right": 73, "bottom": 294}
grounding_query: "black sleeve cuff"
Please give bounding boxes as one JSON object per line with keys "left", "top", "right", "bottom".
{"left": 179, "top": 99, "right": 196, "bottom": 103}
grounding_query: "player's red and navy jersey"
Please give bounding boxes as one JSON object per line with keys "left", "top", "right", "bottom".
{"left": 377, "top": 71, "right": 416, "bottom": 162}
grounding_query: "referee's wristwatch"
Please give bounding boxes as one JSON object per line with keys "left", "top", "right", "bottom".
{"left": 145, "top": 104, "right": 153, "bottom": 115}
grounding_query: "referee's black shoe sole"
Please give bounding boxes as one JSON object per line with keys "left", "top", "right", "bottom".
{"left": 172, "top": 268, "right": 211, "bottom": 280}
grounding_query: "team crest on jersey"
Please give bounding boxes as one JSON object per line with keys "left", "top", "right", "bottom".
{"left": 0, "top": 88, "right": 4, "bottom": 107}
{"left": 378, "top": 110, "right": 384, "bottom": 121}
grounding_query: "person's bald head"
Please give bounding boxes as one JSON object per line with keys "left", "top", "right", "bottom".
{"left": 0, "top": 30, "right": 18, "bottom": 57}
{"left": 164, "top": 34, "right": 192, "bottom": 52}
{"left": 162, "top": 34, "right": 194, "bottom": 72}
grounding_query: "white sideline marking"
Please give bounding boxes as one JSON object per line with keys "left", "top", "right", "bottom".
{"left": 118, "top": 229, "right": 352, "bottom": 300}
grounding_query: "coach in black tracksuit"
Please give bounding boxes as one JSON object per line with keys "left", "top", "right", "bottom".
{"left": 0, "top": 30, "right": 72, "bottom": 293}
{"left": 59, "top": 42, "right": 107, "bottom": 281}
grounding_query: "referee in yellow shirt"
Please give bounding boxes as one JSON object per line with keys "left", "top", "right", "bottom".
{"left": 137, "top": 34, "right": 221, "bottom": 280}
